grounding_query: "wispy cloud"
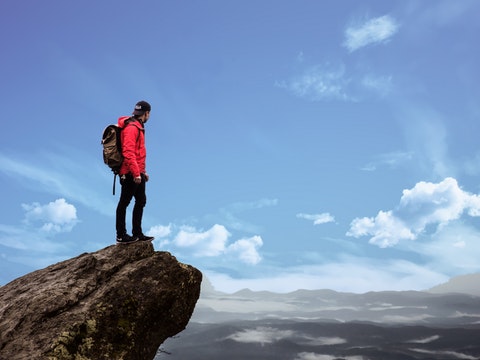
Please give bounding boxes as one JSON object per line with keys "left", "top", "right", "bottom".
{"left": 214, "top": 198, "right": 278, "bottom": 233}
{"left": 414, "top": 0, "right": 478, "bottom": 27}
{"left": 276, "top": 64, "right": 352, "bottom": 102}
{"left": 361, "top": 74, "right": 393, "bottom": 97}
{"left": 347, "top": 177, "right": 480, "bottom": 247}
{"left": 228, "top": 198, "right": 279, "bottom": 212}
{"left": 344, "top": 15, "right": 400, "bottom": 52}
{"left": 277, "top": 15, "right": 399, "bottom": 103}
{"left": 297, "top": 213, "right": 335, "bottom": 225}
{"left": 206, "top": 256, "right": 447, "bottom": 293}
{"left": 406, "top": 221, "right": 480, "bottom": 275}
{"left": 277, "top": 62, "right": 395, "bottom": 102}
{"left": 0, "top": 150, "right": 115, "bottom": 216}
{"left": 398, "top": 106, "right": 452, "bottom": 178}
{"left": 361, "top": 151, "right": 414, "bottom": 171}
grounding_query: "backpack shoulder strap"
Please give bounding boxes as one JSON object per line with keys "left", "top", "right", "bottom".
{"left": 123, "top": 116, "right": 134, "bottom": 126}
{"left": 123, "top": 118, "right": 142, "bottom": 142}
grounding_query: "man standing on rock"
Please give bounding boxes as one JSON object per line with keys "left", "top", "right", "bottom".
{"left": 116, "top": 100, "right": 155, "bottom": 244}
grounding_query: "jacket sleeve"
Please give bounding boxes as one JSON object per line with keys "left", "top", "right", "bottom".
{"left": 121, "top": 125, "right": 141, "bottom": 178}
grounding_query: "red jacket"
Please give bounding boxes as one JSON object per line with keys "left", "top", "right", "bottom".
{"left": 117, "top": 116, "right": 146, "bottom": 178}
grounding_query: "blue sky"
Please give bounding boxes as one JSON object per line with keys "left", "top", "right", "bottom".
{"left": 1, "top": 0, "right": 480, "bottom": 293}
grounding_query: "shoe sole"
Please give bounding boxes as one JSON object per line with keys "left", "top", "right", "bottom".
{"left": 138, "top": 237, "right": 155, "bottom": 242}
{"left": 116, "top": 239, "right": 140, "bottom": 245}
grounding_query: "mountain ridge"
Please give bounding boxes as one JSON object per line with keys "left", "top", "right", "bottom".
{"left": 193, "top": 273, "right": 480, "bottom": 325}
{"left": 202, "top": 271, "right": 480, "bottom": 298}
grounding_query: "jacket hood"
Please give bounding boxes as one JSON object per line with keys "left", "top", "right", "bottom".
{"left": 117, "top": 116, "right": 131, "bottom": 128}
{"left": 118, "top": 116, "right": 143, "bottom": 129}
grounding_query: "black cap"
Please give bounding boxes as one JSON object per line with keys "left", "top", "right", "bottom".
{"left": 133, "top": 100, "right": 151, "bottom": 115}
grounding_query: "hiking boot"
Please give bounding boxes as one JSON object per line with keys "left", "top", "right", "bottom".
{"left": 116, "top": 234, "right": 139, "bottom": 245}
{"left": 135, "top": 234, "right": 155, "bottom": 242}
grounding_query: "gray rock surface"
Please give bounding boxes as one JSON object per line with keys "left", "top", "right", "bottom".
{"left": 0, "top": 242, "right": 202, "bottom": 360}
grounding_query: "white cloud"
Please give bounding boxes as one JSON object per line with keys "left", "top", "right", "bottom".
{"left": 174, "top": 224, "right": 230, "bottom": 257}
{"left": 344, "top": 15, "right": 399, "bottom": 52}
{"left": 147, "top": 224, "right": 172, "bottom": 248}
{"left": 398, "top": 177, "right": 479, "bottom": 228}
{"left": 0, "top": 200, "right": 80, "bottom": 256}
{"left": 347, "top": 178, "right": 480, "bottom": 247}
{"left": 148, "top": 224, "right": 172, "bottom": 239}
{"left": 22, "top": 198, "right": 78, "bottom": 233}
{"left": 167, "top": 224, "right": 263, "bottom": 264}
{"left": 202, "top": 178, "right": 480, "bottom": 294}
{"left": 297, "top": 213, "right": 335, "bottom": 225}
{"left": 226, "top": 235, "right": 263, "bottom": 265}
{"left": 348, "top": 210, "right": 415, "bottom": 248}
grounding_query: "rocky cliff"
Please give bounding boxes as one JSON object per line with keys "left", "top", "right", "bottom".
{"left": 0, "top": 242, "right": 202, "bottom": 360}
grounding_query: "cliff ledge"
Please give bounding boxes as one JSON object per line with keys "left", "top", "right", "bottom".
{"left": 0, "top": 242, "right": 202, "bottom": 360}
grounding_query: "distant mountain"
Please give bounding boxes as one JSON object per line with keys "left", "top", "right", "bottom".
{"left": 192, "top": 276, "right": 480, "bottom": 326}
{"left": 428, "top": 273, "right": 480, "bottom": 296}
{"left": 156, "top": 276, "right": 480, "bottom": 360}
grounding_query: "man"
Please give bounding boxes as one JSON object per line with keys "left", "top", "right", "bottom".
{"left": 115, "top": 100, "right": 155, "bottom": 244}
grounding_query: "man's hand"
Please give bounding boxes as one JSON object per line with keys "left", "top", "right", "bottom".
{"left": 134, "top": 176, "right": 142, "bottom": 184}
{"left": 144, "top": 173, "right": 149, "bottom": 182}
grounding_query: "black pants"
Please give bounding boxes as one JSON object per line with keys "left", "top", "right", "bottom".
{"left": 116, "top": 174, "right": 147, "bottom": 237}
